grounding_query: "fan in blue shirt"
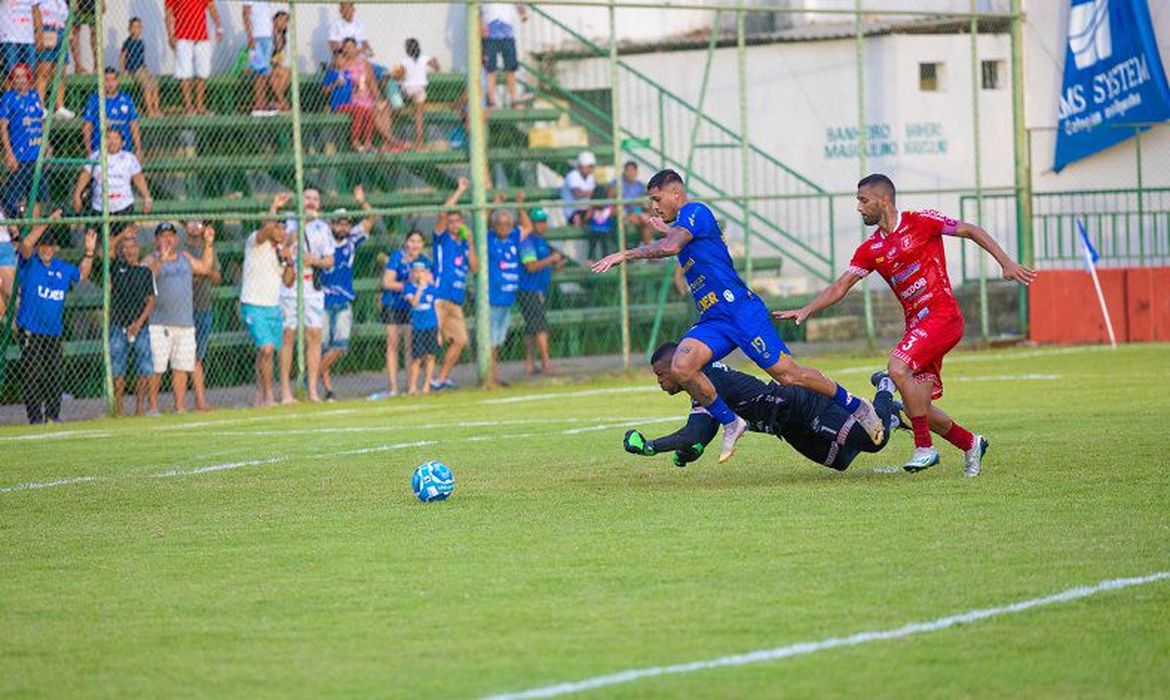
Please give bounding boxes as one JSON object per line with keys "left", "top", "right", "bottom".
{"left": 590, "top": 168, "right": 884, "bottom": 464}
{"left": 83, "top": 69, "right": 141, "bottom": 154}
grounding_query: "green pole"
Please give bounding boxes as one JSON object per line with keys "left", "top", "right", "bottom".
{"left": 970, "top": 0, "right": 989, "bottom": 343}
{"left": 683, "top": 10, "right": 721, "bottom": 180}
{"left": 855, "top": 1, "right": 875, "bottom": 350}
{"left": 289, "top": 0, "right": 307, "bottom": 393}
{"left": 466, "top": 0, "right": 492, "bottom": 385}
{"left": 1135, "top": 126, "right": 1144, "bottom": 265}
{"left": 737, "top": 8, "right": 751, "bottom": 284}
{"left": 609, "top": 0, "right": 629, "bottom": 368}
{"left": 1009, "top": 0, "right": 1032, "bottom": 336}
{"left": 27, "top": 3, "right": 74, "bottom": 212}
{"left": 96, "top": 0, "right": 113, "bottom": 414}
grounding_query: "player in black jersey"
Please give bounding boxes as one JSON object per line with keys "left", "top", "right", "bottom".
{"left": 624, "top": 342, "right": 906, "bottom": 470}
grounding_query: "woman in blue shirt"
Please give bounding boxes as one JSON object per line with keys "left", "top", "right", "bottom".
{"left": 379, "top": 229, "right": 429, "bottom": 397}
{"left": 0, "top": 62, "right": 46, "bottom": 217}
{"left": 15, "top": 214, "right": 95, "bottom": 423}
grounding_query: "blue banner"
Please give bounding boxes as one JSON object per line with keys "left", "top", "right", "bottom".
{"left": 1054, "top": 0, "right": 1170, "bottom": 172}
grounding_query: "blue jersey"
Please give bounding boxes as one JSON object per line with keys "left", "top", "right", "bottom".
{"left": 488, "top": 228, "right": 521, "bottom": 307}
{"left": 83, "top": 91, "right": 138, "bottom": 152}
{"left": 323, "top": 68, "right": 352, "bottom": 113}
{"left": 16, "top": 253, "right": 80, "bottom": 337}
{"left": 403, "top": 282, "right": 439, "bottom": 330}
{"left": 519, "top": 234, "right": 552, "bottom": 293}
{"left": 322, "top": 224, "right": 368, "bottom": 308}
{"left": 381, "top": 250, "right": 431, "bottom": 309}
{"left": 675, "top": 201, "right": 751, "bottom": 319}
{"left": 432, "top": 229, "right": 470, "bottom": 305}
{"left": 0, "top": 90, "right": 43, "bottom": 163}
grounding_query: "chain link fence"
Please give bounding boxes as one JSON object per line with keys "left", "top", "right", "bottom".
{"left": 1, "top": 0, "right": 1167, "bottom": 423}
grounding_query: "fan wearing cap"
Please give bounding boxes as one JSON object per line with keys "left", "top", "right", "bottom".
{"left": 561, "top": 150, "right": 596, "bottom": 227}
{"left": 517, "top": 203, "right": 563, "bottom": 375}
{"left": 14, "top": 210, "right": 94, "bottom": 424}
{"left": 319, "top": 185, "right": 373, "bottom": 401}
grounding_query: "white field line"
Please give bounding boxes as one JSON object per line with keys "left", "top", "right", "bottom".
{"left": 0, "top": 430, "right": 112, "bottom": 443}
{"left": 0, "top": 476, "right": 98, "bottom": 493}
{"left": 483, "top": 571, "right": 1170, "bottom": 700}
{"left": 204, "top": 416, "right": 677, "bottom": 437}
{"left": 481, "top": 386, "right": 658, "bottom": 405}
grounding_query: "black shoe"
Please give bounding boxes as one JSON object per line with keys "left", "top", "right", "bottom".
{"left": 325, "top": 389, "right": 336, "bottom": 402}
{"left": 870, "top": 370, "right": 890, "bottom": 388}
{"left": 890, "top": 399, "right": 911, "bottom": 431}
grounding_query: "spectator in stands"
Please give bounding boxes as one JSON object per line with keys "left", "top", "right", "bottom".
{"left": 487, "top": 207, "right": 521, "bottom": 385}
{"left": 240, "top": 218, "right": 293, "bottom": 408}
{"left": 322, "top": 47, "right": 352, "bottom": 114}
{"left": 120, "top": 17, "right": 162, "bottom": 118}
{"left": 320, "top": 185, "right": 373, "bottom": 401}
{"left": 394, "top": 38, "right": 439, "bottom": 148}
{"left": 481, "top": 2, "right": 527, "bottom": 108}
{"left": 16, "top": 212, "right": 93, "bottom": 423}
{"left": 0, "top": 0, "right": 36, "bottom": 84}
{"left": 143, "top": 221, "right": 216, "bottom": 414}
{"left": 380, "top": 228, "right": 429, "bottom": 397}
{"left": 273, "top": 188, "right": 334, "bottom": 404}
{"left": 31, "top": 0, "right": 69, "bottom": 118}
{"left": 0, "top": 211, "right": 13, "bottom": 321}
{"left": 109, "top": 231, "right": 155, "bottom": 416}
{"left": 82, "top": 67, "right": 143, "bottom": 157}
{"left": 243, "top": 1, "right": 277, "bottom": 115}
{"left": 561, "top": 149, "right": 597, "bottom": 242}
{"left": 404, "top": 262, "right": 440, "bottom": 395}
{"left": 185, "top": 220, "right": 220, "bottom": 411}
{"left": 72, "top": 127, "right": 152, "bottom": 225}
{"left": 328, "top": 2, "right": 373, "bottom": 59}
{"left": 165, "top": 0, "right": 223, "bottom": 115}
{"left": 0, "top": 62, "right": 45, "bottom": 217}
{"left": 68, "top": 0, "right": 100, "bottom": 75}
{"left": 518, "top": 206, "right": 562, "bottom": 375}
{"left": 337, "top": 37, "right": 404, "bottom": 153}
{"left": 585, "top": 202, "right": 615, "bottom": 260}
{"left": 269, "top": 10, "right": 291, "bottom": 111}
{"left": 431, "top": 177, "right": 477, "bottom": 390}
{"left": 617, "top": 160, "right": 651, "bottom": 244}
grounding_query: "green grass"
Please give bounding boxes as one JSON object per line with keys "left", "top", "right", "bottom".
{"left": 2, "top": 344, "right": 1169, "bottom": 698}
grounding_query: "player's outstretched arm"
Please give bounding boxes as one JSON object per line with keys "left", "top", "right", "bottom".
{"left": 625, "top": 411, "right": 720, "bottom": 466}
{"left": 953, "top": 221, "right": 1037, "bottom": 286}
{"left": 774, "top": 271, "right": 861, "bottom": 325}
{"left": 591, "top": 217, "right": 693, "bottom": 274}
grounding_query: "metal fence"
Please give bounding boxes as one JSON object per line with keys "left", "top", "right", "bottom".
{"left": 0, "top": 0, "right": 1167, "bottom": 424}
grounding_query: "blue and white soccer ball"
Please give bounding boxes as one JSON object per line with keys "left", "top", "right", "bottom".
{"left": 412, "top": 461, "right": 455, "bottom": 502}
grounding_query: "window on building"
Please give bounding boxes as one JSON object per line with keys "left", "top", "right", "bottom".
{"left": 919, "top": 62, "right": 943, "bottom": 91}
{"left": 982, "top": 59, "right": 1005, "bottom": 90}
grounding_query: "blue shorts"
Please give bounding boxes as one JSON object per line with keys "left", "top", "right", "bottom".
{"left": 324, "top": 304, "right": 352, "bottom": 352}
{"left": 482, "top": 37, "right": 518, "bottom": 72}
{"left": 0, "top": 43, "right": 35, "bottom": 75}
{"left": 36, "top": 41, "right": 64, "bottom": 66}
{"left": 490, "top": 305, "right": 512, "bottom": 347}
{"left": 249, "top": 36, "right": 273, "bottom": 75}
{"left": 241, "top": 303, "right": 282, "bottom": 350}
{"left": 0, "top": 241, "right": 15, "bottom": 268}
{"left": 683, "top": 294, "right": 790, "bottom": 370}
{"left": 193, "top": 310, "right": 213, "bottom": 360}
{"left": 110, "top": 324, "right": 153, "bottom": 378}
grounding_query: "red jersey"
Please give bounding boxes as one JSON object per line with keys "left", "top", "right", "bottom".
{"left": 846, "top": 209, "right": 962, "bottom": 327}
{"left": 167, "top": 0, "right": 211, "bottom": 42}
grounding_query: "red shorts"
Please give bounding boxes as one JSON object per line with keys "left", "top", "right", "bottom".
{"left": 890, "top": 312, "right": 964, "bottom": 400}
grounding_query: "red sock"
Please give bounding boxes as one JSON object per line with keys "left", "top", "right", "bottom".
{"left": 911, "top": 415, "right": 932, "bottom": 449}
{"left": 943, "top": 422, "right": 976, "bottom": 452}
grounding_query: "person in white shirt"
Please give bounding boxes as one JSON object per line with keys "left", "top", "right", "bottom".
{"left": 394, "top": 38, "right": 439, "bottom": 148}
{"left": 240, "top": 217, "right": 294, "bottom": 407}
{"left": 327, "top": 2, "right": 370, "bottom": 57}
{"left": 1, "top": 0, "right": 37, "bottom": 80}
{"left": 269, "top": 189, "right": 335, "bottom": 404}
{"left": 30, "top": 0, "right": 69, "bottom": 116}
{"left": 481, "top": 2, "right": 527, "bottom": 107}
{"left": 243, "top": 1, "right": 277, "bottom": 115}
{"left": 71, "top": 128, "right": 152, "bottom": 234}
{"left": 561, "top": 149, "right": 596, "bottom": 224}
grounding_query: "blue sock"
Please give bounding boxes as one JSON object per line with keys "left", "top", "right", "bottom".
{"left": 834, "top": 384, "right": 861, "bottom": 412}
{"left": 705, "top": 397, "right": 738, "bottom": 425}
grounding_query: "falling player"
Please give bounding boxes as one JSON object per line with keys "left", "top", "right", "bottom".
{"left": 777, "top": 174, "right": 1036, "bottom": 475}
{"left": 592, "top": 169, "right": 884, "bottom": 463}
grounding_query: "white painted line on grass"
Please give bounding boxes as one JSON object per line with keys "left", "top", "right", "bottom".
{"left": 481, "top": 386, "right": 658, "bottom": 405}
{"left": 948, "top": 374, "right": 1061, "bottom": 382}
{"left": 483, "top": 571, "right": 1170, "bottom": 700}
{"left": 0, "top": 476, "right": 98, "bottom": 493}
{"left": 0, "top": 430, "right": 111, "bottom": 443}
{"left": 205, "top": 416, "right": 678, "bottom": 437}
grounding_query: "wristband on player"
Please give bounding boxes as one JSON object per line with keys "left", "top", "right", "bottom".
{"left": 623, "top": 429, "right": 656, "bottom": 456}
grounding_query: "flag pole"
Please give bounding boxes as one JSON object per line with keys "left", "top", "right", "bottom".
{"left": 1077, "top": 219, "right": 1117, "bottom": 349}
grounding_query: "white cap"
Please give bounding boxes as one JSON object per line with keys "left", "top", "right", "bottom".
{"left": 577, "top": 150, "right": 597, "bottom": 167}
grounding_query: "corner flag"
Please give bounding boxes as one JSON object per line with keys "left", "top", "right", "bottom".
{"left": 1076, "top": 218, "right": 1117, "bottom": 348}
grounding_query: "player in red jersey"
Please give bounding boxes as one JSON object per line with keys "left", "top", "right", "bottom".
{"left": 776, "top": 174, "right": 1036, "bottom": 475}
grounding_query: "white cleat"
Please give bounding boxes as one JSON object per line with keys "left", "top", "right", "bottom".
{"left": 852, "top": 396, "right": 885, "bottom": 446}
{"left": 718, "top": 416, "right": 749, "bottom": 464}
{"left": 964, "top": 436, "right": 989, "bottom": 477}
{"left": 903, "top": 447, "right": 940, "bottom": 473}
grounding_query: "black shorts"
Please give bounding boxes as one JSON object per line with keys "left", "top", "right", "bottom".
{"left": 380, "top": 305, "right": 411, "bottom": 326}
{"left": 482, "top": 37, "right": 518, "bottom": 72}
{"left": 412, "top": 327, "right": 439, "bottom": 358}
{"left": 517, "top": 290, "right": 547, "bottom": 335}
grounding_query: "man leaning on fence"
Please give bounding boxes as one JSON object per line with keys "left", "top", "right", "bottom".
{"left": 518, "top": 205, "right": 562, "bottom": 376}
{"left": 240, "top": 217, "right": 294, "bottom": 408}
{"left": 109, "top": 229, "right": 155, "bottom": 417}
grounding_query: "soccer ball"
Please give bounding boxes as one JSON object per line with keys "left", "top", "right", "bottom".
{"left": 412, "top": 461, "right": 455, "bottom": 502}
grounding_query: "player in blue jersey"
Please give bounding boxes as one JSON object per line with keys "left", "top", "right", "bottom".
{"left": 592, "top": 169, "right": 884, "bottom": 463}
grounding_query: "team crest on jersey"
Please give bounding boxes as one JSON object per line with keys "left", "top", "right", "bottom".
{"left": 722, "top": 289, "right": 735, "bottom": 303}
{"left": 751, "top": 335, "right": 770, "bottom": 360}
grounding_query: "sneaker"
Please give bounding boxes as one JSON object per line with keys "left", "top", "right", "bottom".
{"left": 851, "top": 396, "right": 885, "bottom": 446}
{"left": 55, "top": 107, "right": 75, "bottom": 119}
{"left": 717, "top": 416, "right": 749, "bottom": 464}
{"left": 324, "top": 389, "right": 336, "bottom": 402}
{"left": 440, "top": 379, "right": 458, "bottom": 390}
{"left": 870, "top": 370, "right": 897, "bottom": 394}
{"left": 890, "top": 400, "right": 911, "bottom": 431}
{"left": 250, "top": 109, "right": 278, "bottom": 117}
{"left": 903, "top": 447, "right": 940, "bottom": 473}
{"left": 367, "top": 390, "right": 398, "bottom": 401}
{"left": 964, "top": 435, "right": 989, "bottom": 478}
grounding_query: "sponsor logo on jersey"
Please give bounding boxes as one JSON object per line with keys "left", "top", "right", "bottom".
{"left": 687, "top": 274, "right": 706, "bottom": 292}
{"left": 751, "top": 335, "right": 770, "bottom": 360}
{"left": 681, "top": 257, "right": 695, "bottom": 273}
{"left": 698, "top": 291, "right": 718, "bottom": 312}
{"left": 37, "top": 285, "right": 65, "bottom": 302}
{"left": 891, "top": 261, "right": 921, "bottom": 284}
{"left": 722, "top": 289, "right": 735, "bottom": 303}
{"left": 899, "top": 277, "right": 928, "bottom": 300}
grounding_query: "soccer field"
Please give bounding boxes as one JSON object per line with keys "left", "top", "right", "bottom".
{"left": 2, "top": 344, "right": 1169, "bottom": 698}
